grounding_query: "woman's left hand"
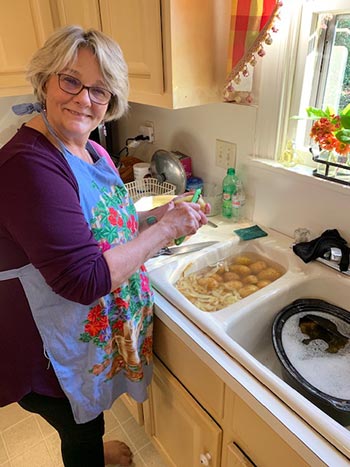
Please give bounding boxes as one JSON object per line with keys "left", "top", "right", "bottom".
{"left": 173, "top": 192, "right": 211, "bottom": 216}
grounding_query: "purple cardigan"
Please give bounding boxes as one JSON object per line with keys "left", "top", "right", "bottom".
{"left": 0, "top": 126, "right": 113, "bottom": 404}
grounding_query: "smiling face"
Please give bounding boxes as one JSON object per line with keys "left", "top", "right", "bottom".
{"left": 44, "top": 47, "right": 109, "bottom": 146}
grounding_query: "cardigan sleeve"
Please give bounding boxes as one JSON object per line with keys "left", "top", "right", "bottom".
{"left": 0, "top": 129, "right": 111, "bottom": 305}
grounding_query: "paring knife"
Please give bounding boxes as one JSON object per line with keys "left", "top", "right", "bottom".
{"left": 153, "top": 241, "right": 218, "bottom": 257}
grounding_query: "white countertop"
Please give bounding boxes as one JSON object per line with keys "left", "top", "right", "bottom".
{"left": 147, "top": 215, "right": 350, "bottom": 465}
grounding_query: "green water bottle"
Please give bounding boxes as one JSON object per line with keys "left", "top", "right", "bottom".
{"left": 222, "top": 167, "right": 236, "bottom": 218}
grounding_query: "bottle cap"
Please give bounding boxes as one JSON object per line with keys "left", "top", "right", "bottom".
{"left": 227, "top": 168, "right": 235, "bottom": 175}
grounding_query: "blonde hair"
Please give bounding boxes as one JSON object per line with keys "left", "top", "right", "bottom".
{"left": 27, "top": 25, "right": 129, "bottom": 121}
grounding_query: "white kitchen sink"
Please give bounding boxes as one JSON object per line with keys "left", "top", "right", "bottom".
{"left": 149, "top": 234, "right": 305, "bottom": 333}
{"left": 226, "top": 274, "right": 350, "bottom": 376}
{"left": 149, "top": 230, "right": 350, "bottom": 457}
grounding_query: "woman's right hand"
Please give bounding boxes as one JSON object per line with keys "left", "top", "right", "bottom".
{"left": 158, "top": 200, "right": 208, "bottom": 241}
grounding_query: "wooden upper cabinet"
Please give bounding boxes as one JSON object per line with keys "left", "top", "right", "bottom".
{"left": 0, "top": 0, "right": 55, "bottom": 97}
{"left": 99, "top": 0, "right": 164, "bottom": 99}
{"left": 52, "top": 0, "right": 101, "bottom": 30}
{"left": 0, "top": 0, "right": 229, "bottom": 107}
{"left": 99, "top": 0, "right": 230, "bottom": 108}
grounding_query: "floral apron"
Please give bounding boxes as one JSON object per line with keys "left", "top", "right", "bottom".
{"left": 0, "top": 110, "right": 154, "bottom": 423}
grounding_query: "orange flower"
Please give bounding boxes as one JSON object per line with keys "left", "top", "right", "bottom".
{"left": 305, "top": 106, "right": 350, "bottom": 155}
{"left": 309, "top": 116, "right": 342, "bottom": 151}
{"left": 334, "top": 140, "right": 350, "bottom": 155}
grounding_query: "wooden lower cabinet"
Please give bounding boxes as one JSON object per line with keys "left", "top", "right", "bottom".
{"left": 146, "top": 315, "right": 326, "bottom": 467}
{"left": 120, "top": 393, "right": 144, "bottom": 426}
{"left": 146, "top": 356, "right": 222, "bottom": 467}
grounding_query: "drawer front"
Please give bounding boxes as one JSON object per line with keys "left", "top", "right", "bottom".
{"left": 225, "top": 388, "right": 311, "bottom": 467}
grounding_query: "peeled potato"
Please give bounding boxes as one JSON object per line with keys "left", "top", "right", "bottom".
{"left": 210, "top": 273, "right": 224, "bottom": 283}
{"left": 249, "top": 261, "right": 267, "bottom": 274}
{"left": 238, "top": 284, "right": 259, "bottom": 298}
{"left": 242, "top": 274, "right": 259, "bottom": 285}
{"left": 222, "top": 271, "right": 240, "bottom": 282}
{"left": 235, "top": 255, "right": 253, "bottom": 265}
{"left": 174, "top": 194, "right": 206, "bottom": 211}
{"left": 257, "top": 267, "right": 281, "bottom": 281}
{"left": 229, "top": 264, "right": 251, "bottom": 276}
{"left": 198, "top": 276, "right": 221, "bottom": 290}
{"left": 223, "top": 280, "right": 243, "bottom": 290}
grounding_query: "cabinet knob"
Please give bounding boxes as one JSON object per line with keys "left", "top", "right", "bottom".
{"left": 199, "top": 452, "right": 212, "bottom": 465}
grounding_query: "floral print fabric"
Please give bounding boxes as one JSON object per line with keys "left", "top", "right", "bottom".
{"left": 78, "top": 161, "right": 154, "bottom": 384}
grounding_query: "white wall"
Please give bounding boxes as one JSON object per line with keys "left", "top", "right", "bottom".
{"left": 117, "top": 101, "right": 257, "bottom": 187}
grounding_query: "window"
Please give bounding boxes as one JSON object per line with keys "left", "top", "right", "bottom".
{"left": 286, "top": 0, "right": 350, "bottom": 164}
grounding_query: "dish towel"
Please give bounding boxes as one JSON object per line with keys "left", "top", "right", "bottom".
{"left": 293, "top": 229, "right": 350, "bottom": 272}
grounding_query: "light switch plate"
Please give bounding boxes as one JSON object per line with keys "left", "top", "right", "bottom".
{"left": 215, "top": 139, "right": 236, "bottom": 168}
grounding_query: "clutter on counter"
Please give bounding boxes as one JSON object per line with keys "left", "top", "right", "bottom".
{"left": 133, "top": 162, "right": 151, "bottom": 180}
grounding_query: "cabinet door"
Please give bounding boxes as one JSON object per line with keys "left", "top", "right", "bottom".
{"left": 99, "top": 0, "right": 164, "bottom": 95}
{"left": 0, "top": 0, "right": 54, "bottom": 97}
{"left": 148, "top": 357, "right": 222, "bottom": 467}
{"left": 53, "top": 0, "right": 101, "bottom": 29}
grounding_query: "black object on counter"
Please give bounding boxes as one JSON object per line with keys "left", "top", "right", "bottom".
{"left": 272, "top": 298, "right": 350, "bottom": 425}
{"left": 293, "top": 229, "right": 350, "bottom": 272}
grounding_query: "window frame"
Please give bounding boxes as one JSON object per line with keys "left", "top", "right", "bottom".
{"left": 254, "top": 0, "right": 350, "bottom": 166}
{"left": 284, "top": 0, "right": 350, "bottom": 164}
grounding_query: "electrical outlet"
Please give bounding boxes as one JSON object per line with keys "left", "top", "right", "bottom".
{"left": 215, "top": 139, "right": 236, "bottom": 168}
{"left": 139, "top": 122, "right": 154, "bottom": 143}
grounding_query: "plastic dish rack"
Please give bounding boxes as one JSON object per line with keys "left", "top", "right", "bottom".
{"left": 125, "top": 178, "right": 176, "bottom": 202}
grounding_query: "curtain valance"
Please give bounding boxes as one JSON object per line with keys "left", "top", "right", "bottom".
{"left": 224, "top": 0, "right": 283, "bottom": 103}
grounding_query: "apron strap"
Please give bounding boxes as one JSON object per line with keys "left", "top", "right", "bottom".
{"left": 0, "top": 263, "right": 33, "bottom": 281}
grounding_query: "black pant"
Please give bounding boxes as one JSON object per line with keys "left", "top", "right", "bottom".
{"left": 18, "top": 392, "right": 105, "bottom": 467}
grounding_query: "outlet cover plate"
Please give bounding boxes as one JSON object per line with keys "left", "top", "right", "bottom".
{"left": 139, "top": 122, "right": 154, "bottom": 143}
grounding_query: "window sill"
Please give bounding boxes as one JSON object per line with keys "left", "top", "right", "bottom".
{"left": 248, "top": 157, "right": 350, "bottom": 197}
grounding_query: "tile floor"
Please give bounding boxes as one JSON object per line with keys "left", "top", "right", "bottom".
{"left": 0, "top": 399, "right": 169, "bottom": 466}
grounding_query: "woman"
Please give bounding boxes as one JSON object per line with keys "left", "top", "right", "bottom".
{"left": 0, "top": 26, "right": 208, "bottom": 466}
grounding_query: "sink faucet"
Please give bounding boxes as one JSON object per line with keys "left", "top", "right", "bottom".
{"left": 292, "top": 228, "right": 350, "bottom": 276}
{"left": 323, "top": 247, "right": 342, "bottom": 263}
{"left": 317, "top": 247, "right": 350, "bottom": 276}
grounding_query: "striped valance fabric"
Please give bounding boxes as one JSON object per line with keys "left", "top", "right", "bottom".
{"left": 224, "top": 0, "right": 282, "bottom": 103}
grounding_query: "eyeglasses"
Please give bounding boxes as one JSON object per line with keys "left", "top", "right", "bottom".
{"left": 56, "top": 73, "right": 113, "bottom": 105}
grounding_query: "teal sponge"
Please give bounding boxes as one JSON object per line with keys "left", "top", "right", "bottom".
{"left": 234, "top": 225, "right": 268, "bottom": 241}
